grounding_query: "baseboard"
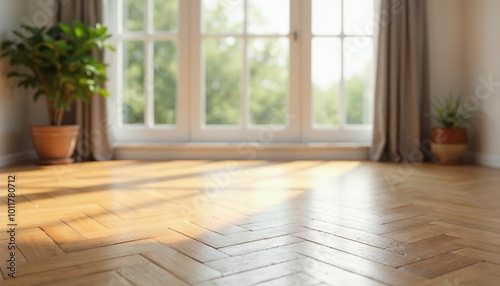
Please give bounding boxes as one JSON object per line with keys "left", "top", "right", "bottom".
{"left": 0, "top": 151, "right": 36, "bottom": 168}
{"left": 473, "top": 152, "right": 500, "bottom": 169}
{"left": 463, "top": 151, "right": 476, "bottom": 164}
{"left": 115, "top": 143, "right": 370, "bottom": 161}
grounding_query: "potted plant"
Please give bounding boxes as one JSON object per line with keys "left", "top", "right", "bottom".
{"left": 1, "top": 21, "right": 113, "bottom": 165}
{"left": 431, "top": 95, "right": 469, "bottom": 165}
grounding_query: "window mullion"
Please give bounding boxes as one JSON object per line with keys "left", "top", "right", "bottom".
{"left": 242, "top": 0, "right": 249, "bottom": 130}
{"left": 145, "top": 0, "right": 155, "bottom": 127}
{"left": 116, "top": 0, "right": 124, "bottom": 127}
{"left": 339, "top": 0, "right": 346, "bottom": 129}
{"left": 120, "top": 34, "right": 178, "bottom": 41}
{"left": 290, "top": 0, "right": 301, "bottom": 137}
{"left": 145, "top": 40, "right": 154, "bottom": 128}
{"left": 117, "top": 0, "right": 124, "bottom": 34}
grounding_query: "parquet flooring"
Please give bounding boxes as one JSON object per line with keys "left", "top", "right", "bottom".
{"left": 1, "top": 160, "right": 500, "bottom": 285}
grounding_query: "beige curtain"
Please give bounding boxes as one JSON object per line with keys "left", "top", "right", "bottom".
{"left": 370, "top": 0, "right": 429, "bottom": 162}
{"left": 58, "top": 0, "right": 113, "bottom": 161}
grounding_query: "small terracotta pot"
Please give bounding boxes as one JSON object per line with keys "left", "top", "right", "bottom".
{"left": 431, "top": 128, "right": 468, "bottom": 165}
{"left": 30, "top": 125, "right": 80, "bottom": 165}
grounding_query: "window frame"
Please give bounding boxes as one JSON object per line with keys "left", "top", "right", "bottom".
{"left": 189, "top": 0, "right": 301, "bottom": 142}
{"left": 106, "top": 0, "right": 375, "bottom": 144}
{"left": 300, "top": 0, "right": 375, "bottom": 143}
{"left": 107, "top": 0, "right": 190, "bottom": 142}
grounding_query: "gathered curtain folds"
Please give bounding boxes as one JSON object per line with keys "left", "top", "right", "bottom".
{"left": 370, "top": 0, "right": 430, "bottom": 162}
{"left": 58, "top": 0, "right": 113, "bottom": 161}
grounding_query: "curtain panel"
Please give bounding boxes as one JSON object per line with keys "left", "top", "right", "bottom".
{"left": 370, "top": 0, "right": 430, "bottom": 162}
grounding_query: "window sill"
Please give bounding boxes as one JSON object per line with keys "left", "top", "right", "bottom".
{"left": 114, "top": 142, "right": 370, "bottom": 160}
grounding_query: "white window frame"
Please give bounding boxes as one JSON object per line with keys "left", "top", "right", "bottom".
{"left": 189, "top": 0, "right": 301, "bottom": 142}
{"left": 300, "top": 0, "right": 375, "bottom": 143}
{"left": 106, "top": 0, "right": 375, "bottom": 144}
{"left": 106, "top": 0, "right": 190, "bottom": 142}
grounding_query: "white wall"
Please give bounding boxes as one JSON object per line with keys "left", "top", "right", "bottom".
{"left": 461, "top": 0, "right": 500, "bottom": 167}
{"left": 426, "top": 0, "right": 475, "bottom": 155}
{"left": 0, "top": 0, "right": 33, "bottom": 167}
{"left": 427, "top": 0, "right": 500, "bottom": 168}
{"left": 427, "top": 0, "right": 464, "bottom": 101}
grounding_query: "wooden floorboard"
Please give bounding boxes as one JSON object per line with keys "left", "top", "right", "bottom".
{"left": 0, "top": 160, "right": 499, "bottom": 285}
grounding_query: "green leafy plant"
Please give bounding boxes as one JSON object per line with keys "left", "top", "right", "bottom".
{"left": 432, "top": 94, "right": 467, "bottom": 129}
{"left": 0, "top": 21, "right": 114, "bottom": 126}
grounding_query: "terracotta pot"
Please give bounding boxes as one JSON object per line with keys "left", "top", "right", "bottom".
{"left": 30, "top": 125, "right": 80, "bottom": 165}
{"left": 431, "top": 128, "right": 468, "bottom": 165}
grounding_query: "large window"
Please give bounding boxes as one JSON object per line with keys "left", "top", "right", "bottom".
{"left": 109, "top": 0, "right": 375, "bottom": 143}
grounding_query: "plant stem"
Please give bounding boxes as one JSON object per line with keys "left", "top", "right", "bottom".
{"left": 56, "top": 108, "right": 64, "bottom": 126}
{"left": 46, "top": 95, "right": 55, "bottom": 126}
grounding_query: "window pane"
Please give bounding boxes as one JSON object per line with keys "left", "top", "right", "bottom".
{"left": 204, "top": 38, "right": 242, "bottom": 125}
{"left": 312, "top": 0, "right": 341, "bottom": 35}
{"left": 154, "top": 0, "right": 178, "bottom": 32}
{"left": 203, "top": 0, "right": 244, "bottom": 34}
{"left": 344, "top": 0, "right": 375, "bottom": 35}
{"left": 248, "top": 0, "right": 289, "bottom": 35}
{"left": 344, "top": 37, "right": 374, "bottom": 125}
{"left": 312, "top": 38, "right": 341, "bottom": 126}
{"left": 124, "top": 0, "right": 144, "bottom": 32}
{"left": 154, "top": 42, "right": 177, "bottom": 125}
{"left": 123, "top": 41, "right": 145, "bottom": 124}
{"left": 249, "top": 38, "right": 289, "bottom": 126}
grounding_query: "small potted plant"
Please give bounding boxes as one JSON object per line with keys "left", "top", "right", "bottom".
{"left": 431, "top": 95, "right": 469, "bottom": 165}
{"left": 1, "top": 21, "right": 113, "bottom": 165}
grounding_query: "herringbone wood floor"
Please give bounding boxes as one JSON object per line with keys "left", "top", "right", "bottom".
{"left": 1, "top": 160, "right": 500, "bottom": 285}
